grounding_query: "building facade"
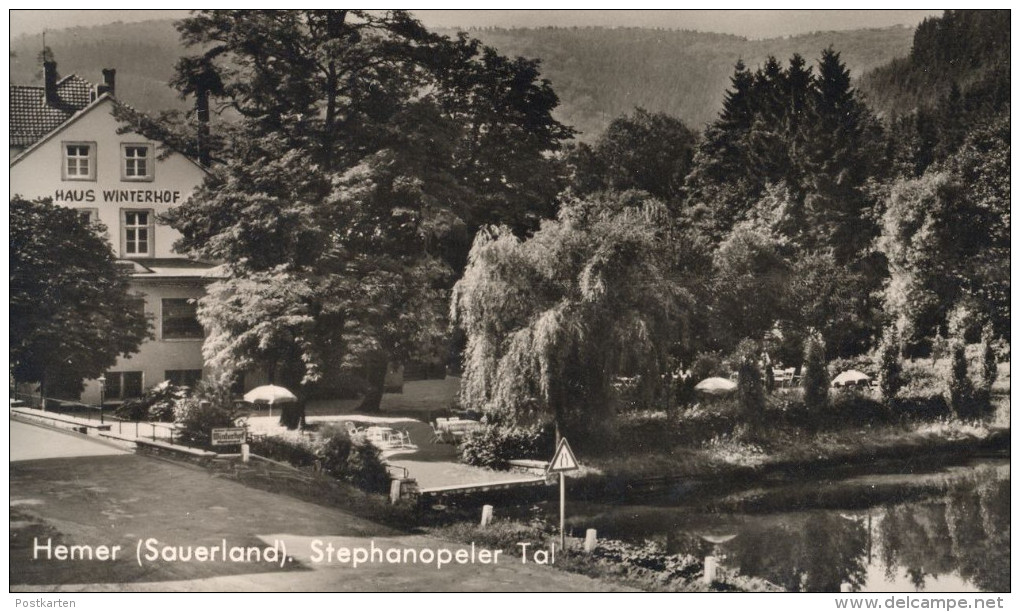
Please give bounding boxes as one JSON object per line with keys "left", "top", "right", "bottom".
{"left": 10, "top": 62, "right": 216, "bottom": 405}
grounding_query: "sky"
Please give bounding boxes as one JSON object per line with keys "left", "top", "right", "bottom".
{"left": 10, "top": 9, "right": 942, "bottom": 41}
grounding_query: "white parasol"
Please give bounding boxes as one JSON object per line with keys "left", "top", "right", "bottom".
{"left": 243, "top": 384, "right": 298, "bottom": 417}
{"left": 694, "top": 377, "right": 738, "bottom": 395}
{"left": 831, "top": 370, "right": 872, "bottom": 387}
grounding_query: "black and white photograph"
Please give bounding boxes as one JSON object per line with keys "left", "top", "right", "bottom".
{"left": 7, "top": 8, "right": 1011, "bottom": 603}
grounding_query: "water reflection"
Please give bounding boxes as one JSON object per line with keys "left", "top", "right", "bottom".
{"left": 568, "top": 463, "right": 1009, "bottom": 592}
{"left": 718, "top": 511, "right": 869, "bottom": 592}
{"left": 875, "top": 469, "right": 1009, "bottom": 592}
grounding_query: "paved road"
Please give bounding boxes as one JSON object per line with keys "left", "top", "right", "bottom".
{"left": 10, "top": 419, "right": 625, "bottom": 592}
{"left": 10, "top": 418, "right": 129, "bottom": 461}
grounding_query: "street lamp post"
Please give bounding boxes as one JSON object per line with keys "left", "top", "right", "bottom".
{"left": 97, "top": 375, "right": 106, "bottom": 425}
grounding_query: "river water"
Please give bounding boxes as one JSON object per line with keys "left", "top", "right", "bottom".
{"left": 551, "top": 458, "right": 1009, "bottom": 592}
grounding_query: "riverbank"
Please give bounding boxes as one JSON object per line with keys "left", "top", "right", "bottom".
{"left": 571, "top": 417, "right": 1009, "bottom": 502}
{"left": 427, "top": 518, "right": 782, "bottom": 592}
{"left": 424, "top": 431, "right": 1009, "bottom": 593}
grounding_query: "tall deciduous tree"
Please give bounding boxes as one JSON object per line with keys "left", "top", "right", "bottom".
{"left": 452, "top": 193, "right": 687, "bottom": 441}
{"left": 10, "top": 197, "right": 151, "bottom": 399}
{"left": 162, "top": 10, "right": 572, "bottom": 410}
{"left": 877, "top": 115, "right": 1008, "bottom": 353}
{"left": 566, "top": 107, "right": 697, "bottom": 204}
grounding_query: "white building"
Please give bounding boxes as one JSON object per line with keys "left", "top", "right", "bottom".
{"left": 10, "top": 61, "right": 216, "bottom": 404}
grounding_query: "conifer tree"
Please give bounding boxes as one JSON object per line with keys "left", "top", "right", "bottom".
{"left": 979, "top": 324, "right": 998, "bottom": 393}
{"left": 878, "top": 327, "right": 904, "bottom": 403}
{"left": 802, "top": 335, "right": 830, "bottom": 412}
{"left": 946, "top": 339, "right": 975, "bottom": 419}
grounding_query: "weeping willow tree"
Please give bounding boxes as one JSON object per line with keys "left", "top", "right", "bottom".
{"left": 452, "top": 192, "right": 687, "bottom": 441}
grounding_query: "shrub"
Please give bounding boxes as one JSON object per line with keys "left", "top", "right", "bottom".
{"left": 945, "top": 340, "right": 978, "bottom": 419}
{"left": 877, "top": 327, "right": 904, "bottom": 403}
{"left": 830, "top": 390, "right": 889, "bottom": 426}
{"left": 733, "top": 340, "right": 765, "bottom": 426}
{"left": 342, "top": 442, "right": 391, "bottom": 493}
{"left": 460, "top": 424, "right": 555, "bottom": 470}
{"left": 802, "top": 336, "right": 830, "bottom": 412}
{"left": 250, "top": 435, "right": 318, "bottom": 468}
{"left": 174, "top": 382, "right": 246, "bottom": 448}
{"left": 690, "top": 351, "right": 726, "bottom": 382}
{"left": 980, "top": 324, "right": 998, "bottom": 392}
{"left": 278, "top": 402, "right": 305, "bottom": 431}
{"left": 316, "top": 425, "right": 389, "bottom": 493}
{"left": 115, "top": 381, "right": 187, "bottom": 422}
{"left": 894, "top": 361, "right": 952, "bottom": 421}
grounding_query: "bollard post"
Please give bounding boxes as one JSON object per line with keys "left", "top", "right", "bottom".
{"left": 136, "top": 421, "right": 139, "bottom": 437}
{"left": 241, "top": 443, "right": 250, "bottom": 464}
{"left": 390, "top": 479, "right": 403, "bottom": 504}
{"left": 703, "top": 555, "right": 718, "bottom": 585}
{"left": 480, "top": 504, "right": 494, "bottom": 527}
{"left": 152, "top": 424, "right": 156, "bottom": 442}
{"left": 584, "top": 529, "right": 597, "bottom": 552}
{"left": 170, "top": 429, "right": 174, "bottom": 445}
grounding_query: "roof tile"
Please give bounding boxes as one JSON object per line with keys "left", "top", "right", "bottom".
{"left": 10, "top": 74, "right": 96, "bottom": 148}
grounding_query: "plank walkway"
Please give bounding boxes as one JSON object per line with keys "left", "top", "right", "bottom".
{"left": 418, "top": 475, "right": 550, "bottom": 500}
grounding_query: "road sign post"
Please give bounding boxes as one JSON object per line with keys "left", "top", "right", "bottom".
{"left": 546, "top": 437, "right": 580, "bottom": 553}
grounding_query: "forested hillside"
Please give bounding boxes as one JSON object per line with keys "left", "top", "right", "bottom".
{"left": 10, "top": 19, "right": 915, "bottom": 139}
{"left": 859, "top": 10, "right": 1009, "bottom": 118}
{"left": 464, "top": 26, "right": 915, "bottom": 136}
{"left": 856, "top": 10, "right": 1009, "bottom": 180}
{"left": 9, "top": 20, "right": 188, "bottom": 113}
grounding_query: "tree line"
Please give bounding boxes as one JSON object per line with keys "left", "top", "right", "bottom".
{"left": 11, "top": 11, "right": 1008, "bottom": 439}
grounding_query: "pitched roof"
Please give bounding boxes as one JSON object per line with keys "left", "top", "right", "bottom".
{"left": 9, "top": 74, "right": 96, "bottom": 148}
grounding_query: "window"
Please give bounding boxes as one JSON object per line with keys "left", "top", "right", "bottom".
{"left": 162, "top": 298, "right": 203, "bottom": 340}
{"left": 122, "top": 209, "right": 153, "bottom": 257}
{"left": 77, "top": 208, "right": 99, "bottom": 225}
{"left": 128, "top": 296, "right": 146, "bottom": 319}
{"left": 62, "top": 142, "right": 96, "bottom": 181}
{"left": 166, "top": 370, "right": 202, "bottom": 388}
{"left": 121, "top": 144, "right": 154, "bottom": 181}
{"left": 104, "top": 371, "right": 143, "bottom": 400}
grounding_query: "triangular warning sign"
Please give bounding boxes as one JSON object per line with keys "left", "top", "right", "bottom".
{"left": 547, "top": 437, "right": 580, "bottom": 473}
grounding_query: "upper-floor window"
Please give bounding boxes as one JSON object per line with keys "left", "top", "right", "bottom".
{"left": 122, "top": 209, "right": 153, "bottom": 257}
{"left": 121, "top": 144, "right": 154, "bottom": 181}
{"left": 62, "top": 142, "right": 96, "bottom": 181}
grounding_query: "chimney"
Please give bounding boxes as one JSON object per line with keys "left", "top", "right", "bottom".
{"left": 97, "top": 68, "right": 116, "bottom": 98}
{"left": 44, "top": 60, "right": 59, "bottom": 106}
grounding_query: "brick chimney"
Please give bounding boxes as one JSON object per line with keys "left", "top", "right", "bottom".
{"left": 44, "top": 60, "right": 59, "bottom": 106}
{"left": 97, "top": 68, "right": 116, "bottom": 98}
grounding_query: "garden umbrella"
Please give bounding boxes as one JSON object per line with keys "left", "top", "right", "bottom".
{"left": 694, "top": 377, "right": 737, "bottom": 395}
{"left": 243, "top": 384, "right": 297, "bottom": 417}
{"left": 831, "top": 370, "right": 871, "bottom": 387}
